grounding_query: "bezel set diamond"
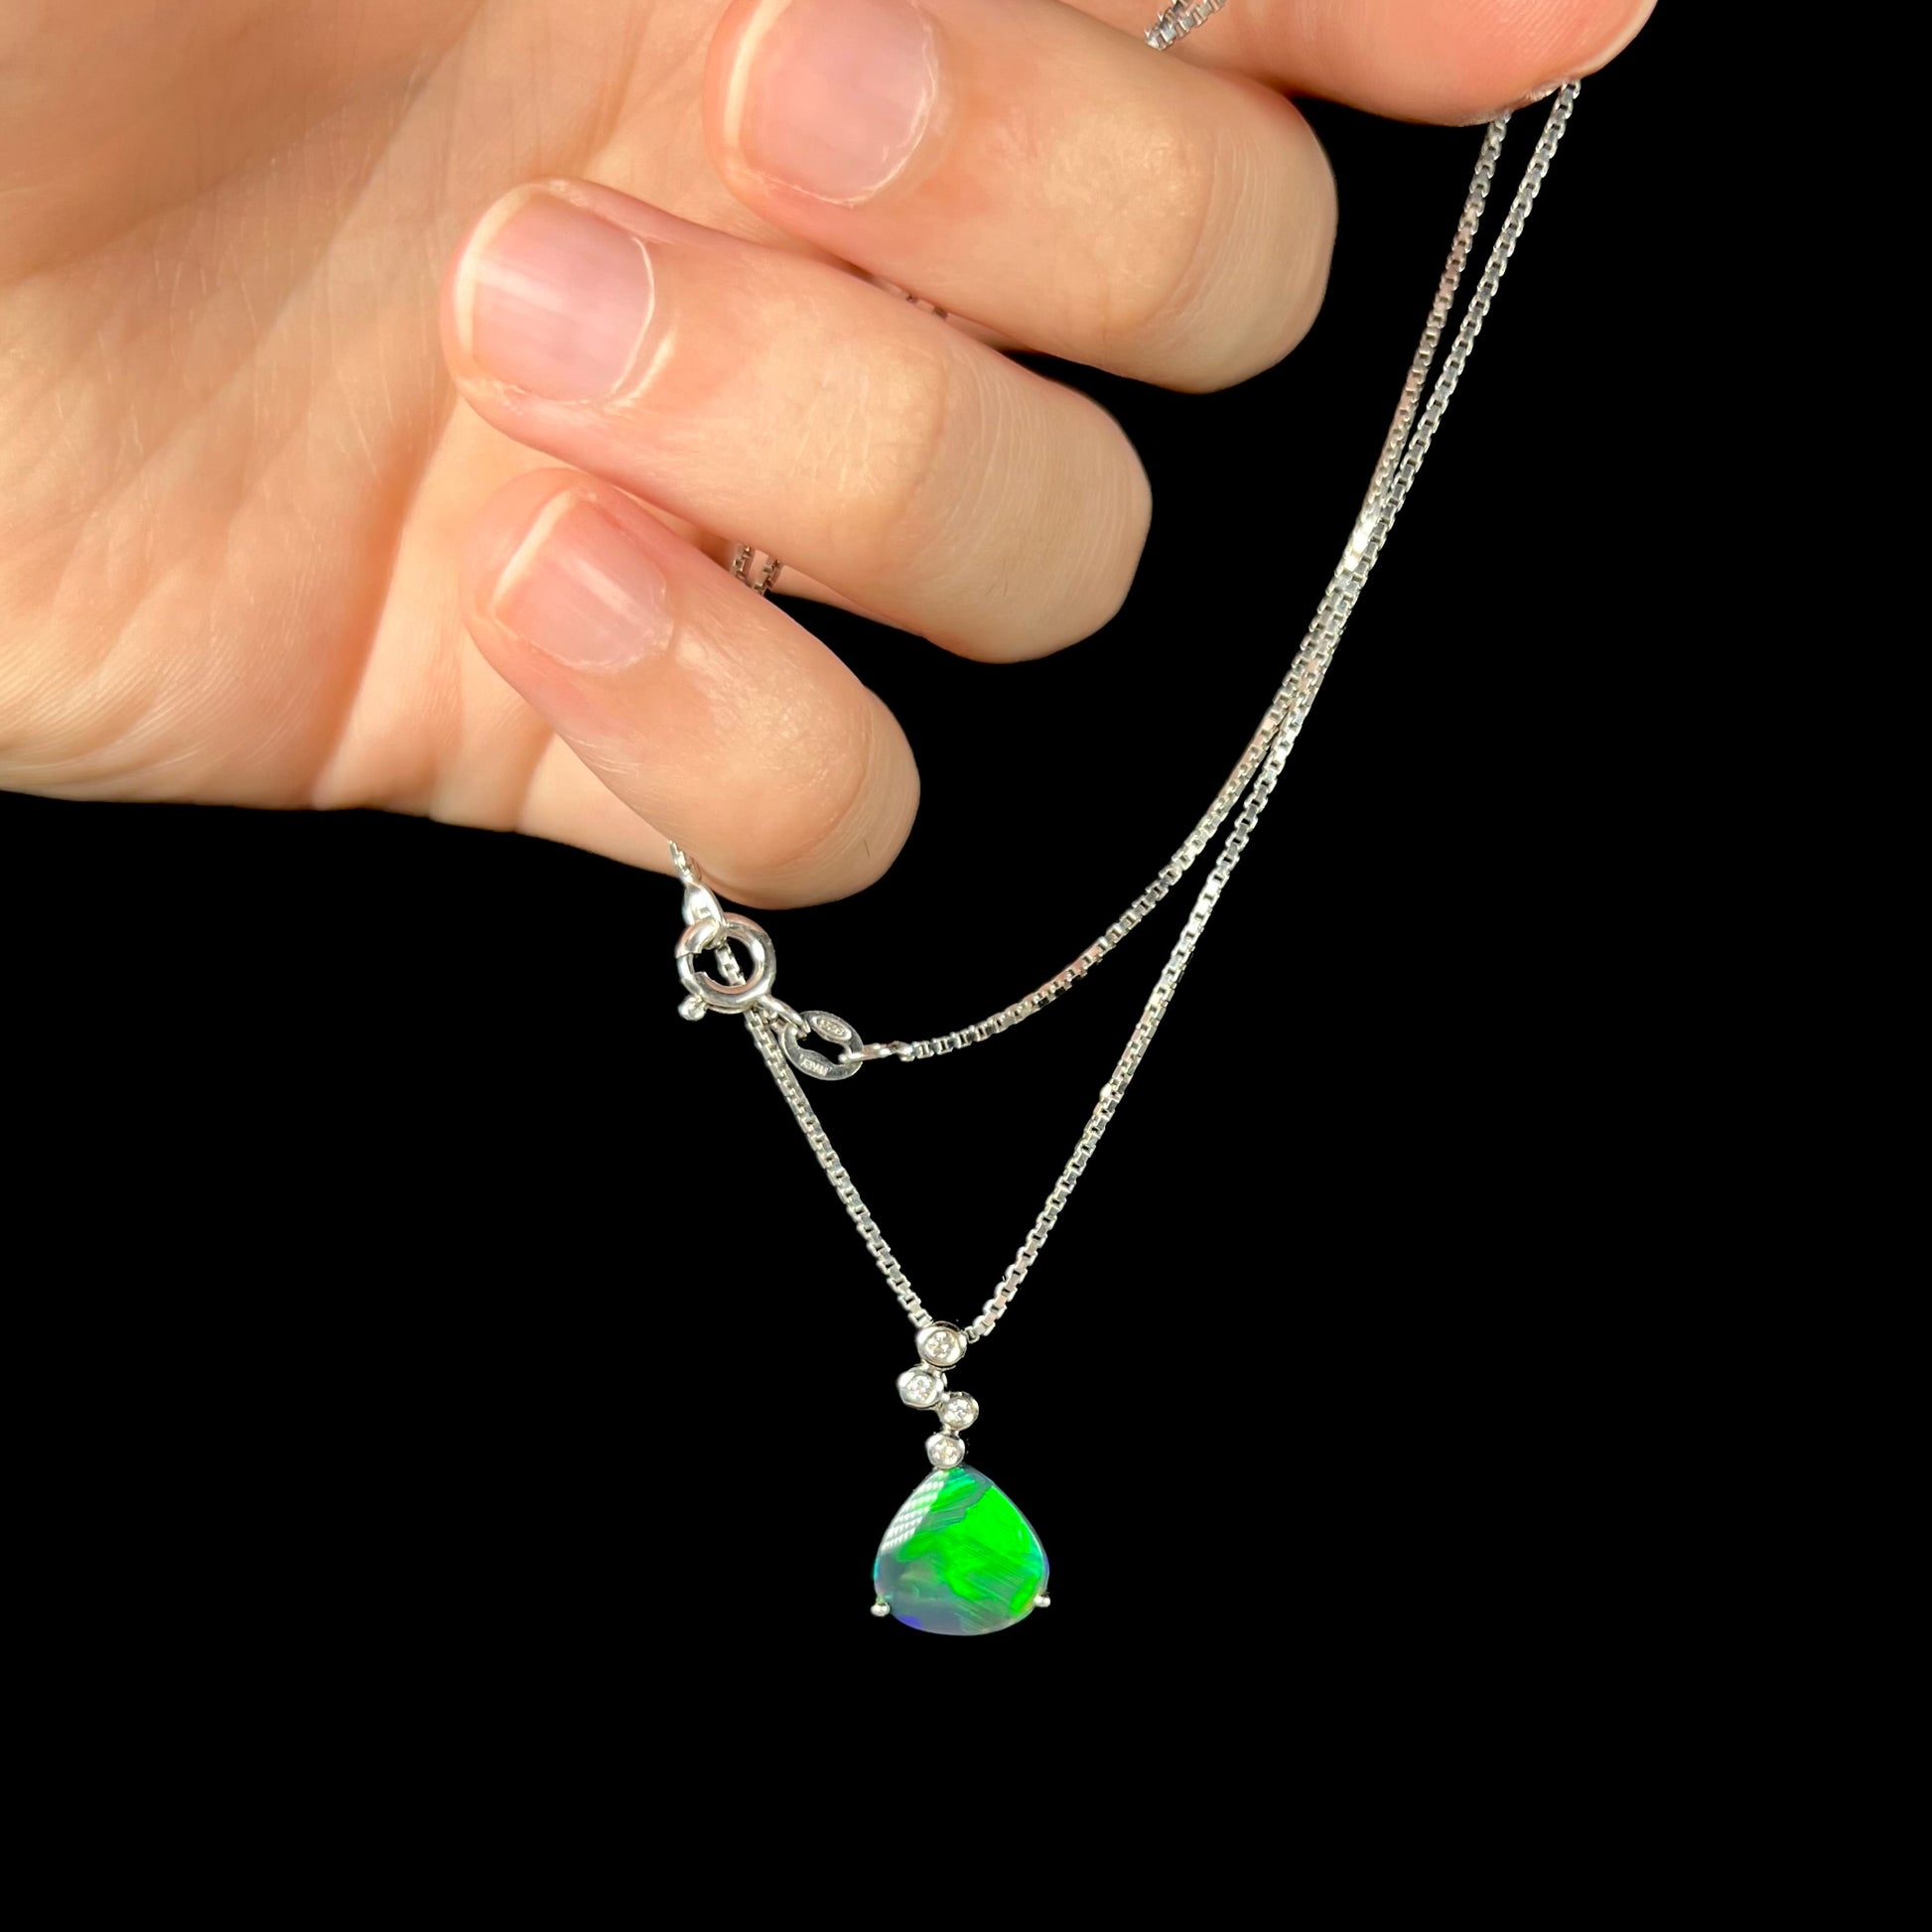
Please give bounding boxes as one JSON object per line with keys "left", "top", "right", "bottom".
{"left": 899, "top": 1321, "right": 978, "bottom": 1469}
{"left": 897, "top": 1366, "right": 947, "bottom": 1410}
{"left": 915, "top": 1322, "right": 966, "bottom": 1368}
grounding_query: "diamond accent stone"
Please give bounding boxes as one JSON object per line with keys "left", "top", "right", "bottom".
{"left": 925, "top": 1433, "right": 966, "bottom": 1469}
{"left": 916, "top": 1323, "right": 965, "bottom": 1368}
{"left": 938, "top": 1393, "right": 978, "bottom": 1431}
{"left": 897, "top": 1366, "right": 946, "bottom": 1410}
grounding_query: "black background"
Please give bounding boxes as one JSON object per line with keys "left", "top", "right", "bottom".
{"left": 7, "top": 13, "right": 1711, "bottom": 1708}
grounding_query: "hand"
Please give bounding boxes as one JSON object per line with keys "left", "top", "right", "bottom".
{"left": 0, "top": 0, "right": 1652, "bottom": 904}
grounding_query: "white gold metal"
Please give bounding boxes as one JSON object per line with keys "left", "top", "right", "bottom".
{"left": 925, "top": 1434, "right": 966, "bottom": 1470}
{"left": 915, "top": 1322, "right": 967, "bottom": 1367}
{"left": 742, "top": 1014, "right": 932, "bottom": 1326}
{"left": 672, "top": 86, "right": 1584, "bottom": 1347}
{"left": 1145, "top": 0, "right": 1226, "bottom": 51}
{"left": 1033, "top": 1594, "right": 1051, "bottom": 1608}
{"left": 845, "top": 115, "right": 1520, "bottom": 1069}
{"left": 675, "top": 913, "right": 776, "bottom": 1013}
{"left": 871, "top": 277, "right": 950, "bottom": 321}
{"left": 871, "top": 1598, "right": 893, "bottom": 1617}
{"left": 759, "top": 995, "right": 809, "bottom": 1036}
{"left": 840, "top": 1039, "right": 915, "bottom": 1065}
{"left": 960, "top": 90, "right": 1579, "bottom": 1339}
{"left": 897, "top": 1366, "right": 948, "bottom": 1410}
{"left": 679, "top": 881, "right": 727, "bottom": 941}
{"left": 728, "top": 544, "right": 783, "bottom": 595}
{"left": 780, "top": 1010, "right": 867, "bottom": 1083}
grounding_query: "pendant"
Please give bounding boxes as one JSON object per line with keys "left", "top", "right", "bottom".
{"left": 871, "top": 1321, "right": 1050, "bottom": 1635}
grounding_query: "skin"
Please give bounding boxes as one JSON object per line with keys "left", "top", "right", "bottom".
{"left": 0, "top": 0, "right": 1653, "bottom": 905}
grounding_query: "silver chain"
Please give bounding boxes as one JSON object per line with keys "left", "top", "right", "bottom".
{"left": 675, "top": 83, "right": 1581, "bottom": 1343}
{"left": 868, "top": 110, "right": 1518, "bottom": 1066}
{"left": 1145, "top": 1, "right": 1228, "bottom": 51}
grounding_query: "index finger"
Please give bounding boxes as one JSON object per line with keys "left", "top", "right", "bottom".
{"left": 1068, "top": 0, "right": 1656, "bottom": 123}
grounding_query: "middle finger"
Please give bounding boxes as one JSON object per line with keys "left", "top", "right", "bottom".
{"left": 705, "top": 0, "right": 1336, "bottom": 392}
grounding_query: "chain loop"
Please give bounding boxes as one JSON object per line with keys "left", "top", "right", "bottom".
{"left": 759, "top": 995, "right": 808, "bottom": 1037}
{"left": 678, "top": 88, "right": 1583, "bottom": 1338}
{"left": 1145, "top": 0, "right": 1227, "bottom": 49}
{"left": 869, "top": 113, "right": 1517, "bottom": 1066}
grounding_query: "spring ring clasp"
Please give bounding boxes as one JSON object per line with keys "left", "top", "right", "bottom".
{"left": 667, "top": 842, "right": 869, "bottom": 1077}
{"left": 675, "top": 912, "right": 777, "bottom": 1013}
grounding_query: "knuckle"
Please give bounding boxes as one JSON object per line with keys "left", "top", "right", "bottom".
{"left": 1090, "top": 93, "right": 1337, "bottom": 390}
{"left": 730, "top": 687, "right": 869, "bottom": 869}
{"left": 923, "top": 362, "right": 1150, "bottom": 661}
{"left": 1079, "top": 111, "right": 1222, "bottom": 354}
{"left": 1015, "top": 413, "right": 1150, "bottom": 655}
{"left": 729, "top": 695, "right": 896, "bottom": 895}
{"left": 801, "top": 324, "right": 955, "bottom": 585}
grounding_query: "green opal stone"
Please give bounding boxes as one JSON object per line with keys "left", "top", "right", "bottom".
{"left": 873, "top": 1464, "right": 1048, "bottom": 1636}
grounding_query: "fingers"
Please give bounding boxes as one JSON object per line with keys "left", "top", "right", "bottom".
{"left": 1068, "top": 0, "right": 1657, "bottom": 123}
{"left": 460, "top": 469, "right": 918, "bottom": 907}
{"left": 442, "top": 184, "right": 1148, "bottom": 659}
{"left": 704, "top": 0, "right": 1335, "bottom": 391}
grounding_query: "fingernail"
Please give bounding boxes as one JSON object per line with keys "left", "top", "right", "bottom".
{"left": 730, "top": 0, "right": 939, "bottom": 207}
{"left": 459, "top": 191, "right": 656, "bottom": 400}
{"left": 489, "top": 493, "right": 673, "bottom": 672}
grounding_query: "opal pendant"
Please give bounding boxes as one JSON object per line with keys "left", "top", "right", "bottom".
{"left": 874, "top": 1319, "right": 1049, "bottom": 1634}
{"left": 873, "top": 1464, "right": 1048, "bottom": 1636}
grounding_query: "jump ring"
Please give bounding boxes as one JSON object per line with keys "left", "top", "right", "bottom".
{"left": 868, "top": 276, "right": 949, "bottom": 322}
{"left": 1145, "top": 0, "right": 1227, "bottom": 50}
{"left": 728, "top": 544, "right": 784, "bottom": 596}
{"left": 674, "top": 913, "right": 724, "bottom": 957}
{"left": 759, "top": 995, "right": 808, "bottom": 1037}
{"left": 781, "top": 1009, "right": 867, "bottom": 1083}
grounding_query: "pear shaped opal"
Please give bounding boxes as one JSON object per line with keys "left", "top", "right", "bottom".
{"left": 873, "top": 1464, "right": 1048, "bottom": 1636}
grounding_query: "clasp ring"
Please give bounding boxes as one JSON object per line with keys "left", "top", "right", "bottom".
{"left": 675, "top": 914, "right": 777, "bottom": 1013}
{"left": 779, "top": 1008, "right": 867, "bottom": 1082}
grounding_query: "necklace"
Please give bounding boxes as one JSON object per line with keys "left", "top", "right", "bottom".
{"left": 669, "top": 78, "right": 1583, "bottom": 1635}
